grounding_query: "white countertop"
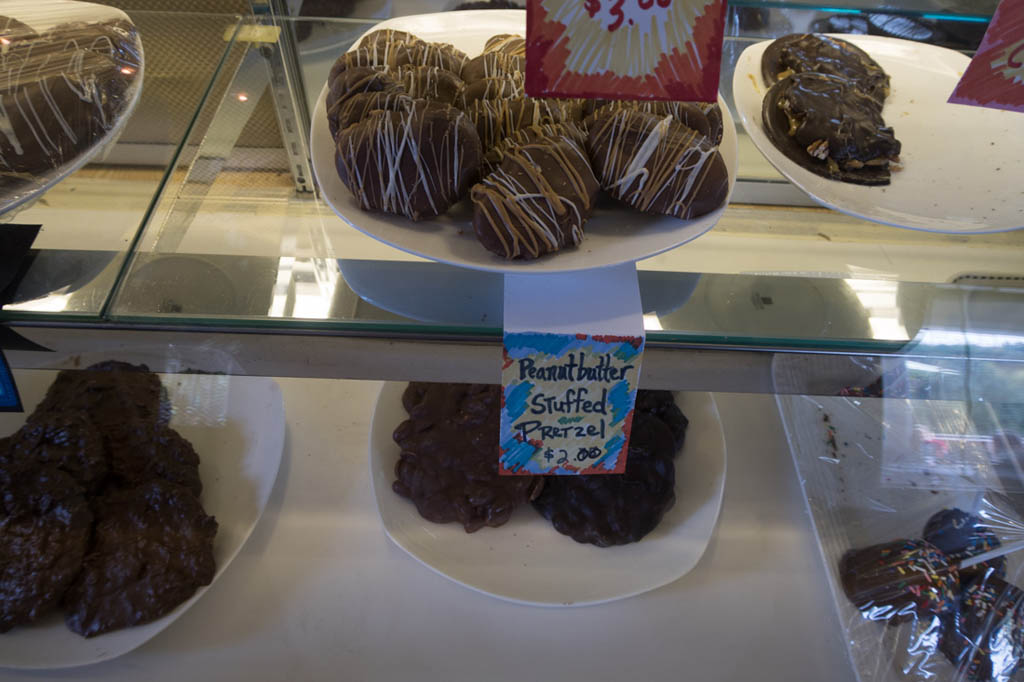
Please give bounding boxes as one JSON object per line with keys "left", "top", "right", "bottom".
{"left": 2, "top": 381, "right": 856, "bottom": 682}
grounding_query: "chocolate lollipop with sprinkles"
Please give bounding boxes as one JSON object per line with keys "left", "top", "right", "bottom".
{"left": 839, "top": 539, "right": 959, "bottom": 623}
{"left": 924, "top": 509, "right": 1007, "bottom": 584}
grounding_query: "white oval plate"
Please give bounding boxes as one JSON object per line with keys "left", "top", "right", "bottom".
{"left": 0, "top": 370, "right": 285, "bottom": 669}
{"left": 369, "top": 382, "right": 726, "bottom": 606}
{"left": 309, "top": 10, "right": 737, "bottom": 274}
{"left": 0, "top": 3, "right": 145, "bottom": 219}
{"left": 733, "top": 34, "right": 1024, "bottom": 234}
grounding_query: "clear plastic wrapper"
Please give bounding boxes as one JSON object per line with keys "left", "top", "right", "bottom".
{"left": 778, "top": 382, "right": 1024, "bottom": 682}
{"left": 0, "top": 0, "right": 143, "bottom": 217}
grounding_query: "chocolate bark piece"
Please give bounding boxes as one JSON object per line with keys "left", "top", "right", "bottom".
{"left": 330, "top": 90, "right": 413, "bottom": 136}
{"left": 591, "top": 100, "right": 712, "bottom": 141}
{"left": 391, "top": 42, "right": 468, "bottom": 75}
{"left": 472, "top": 132, "right": 599, "bottom": 260}
{"left": 762, "top": 72, "right": 900, "bottom": 186}
{"left": 326, "top": 67, "right": 403, "bottom": 137}
{"left": 392, "top": 383, "right": 542, "bottom": 533}
{"left": 698, "top": 102, "right": 724, "bottom": 145}
{"left": 335, "top": 101, "right": 483, "bottom": 221}
{"left": 940, "top": 576, "right": 1024, "bottom": 682}
{"left": 481, "top": 121, "right": 586, "bottom": 175}
{"left": 394, "top": 65, "right": 464, "bottom": 105}
{"left": 484, "top": 33, "right": 526, "bottom": 57}
{"left": 468, "top": 97, "right": 582, "bottom": 150}
{"left": 0, "top": 17, "right": 139, "bottom": 187}
{"left": 531, "top": 412, "right": 677, "bottom": 547}
{"left": 839, "top": 539, "right": 959, "bottom": 622}
{"left": 635, "top": 390, "right": 688, "bottom": 455}
{"left": 459, "top": 75, "right": 524, "bottom": 109}
{"left": 104, "top": 423, "right": 203, "bottom": 498}
{"left": 0, "top": 454, "right": 92, "bottom": 632}
{"left": 586, "top": 109, "right": 728, "bottom": 219}
{"left": 761, "top": 33, "right": 890, "bottom": 103}
{"left": 461, "top": 51, "right": 525, "bottom": 84}
{"left": 63, "top": 479, "right": 217, "bottom": 637}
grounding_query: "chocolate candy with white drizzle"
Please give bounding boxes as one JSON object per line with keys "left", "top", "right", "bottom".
{"left": 471, "top": 129, "right": 598, "bottom": 260}
{"left": 586, "top": 109, "right": 728, "bottom": 220}
{"left": 335, "top": 100, "right": 482, "bottom": 221}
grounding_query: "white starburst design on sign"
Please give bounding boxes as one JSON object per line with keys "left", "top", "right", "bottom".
{"left": 991, "top": 37, "right": 1024, "bottom": 85}
{"left": 543, "top": 0, "right": 711, "bottom": 80}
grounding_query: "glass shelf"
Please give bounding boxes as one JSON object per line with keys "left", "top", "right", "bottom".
{"left": 2, "top": 10, "right": 1022, "bottom": 393}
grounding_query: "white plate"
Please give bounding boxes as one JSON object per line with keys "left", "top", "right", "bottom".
{"left": 310, "top": 11, "right": 737, "bottom": 274}
{"left": 733, "top": 34, "right": 1024, "bottom": 234}
{"left": 369, "top": 382, "right": 726, "bottom": 606}
{"left": 0, "top": 370, "right": 285, "bottom": 669}
{"left": 0, "top": 4, "right": 145, "bottom": 218}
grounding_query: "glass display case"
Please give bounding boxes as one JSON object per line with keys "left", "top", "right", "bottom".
{"left": 0, "top": 2, "right": 1021, "bottom": 679}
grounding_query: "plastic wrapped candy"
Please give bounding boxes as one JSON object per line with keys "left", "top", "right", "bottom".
{"left": 0, "top": 0, "right": 143, "bottom": 216}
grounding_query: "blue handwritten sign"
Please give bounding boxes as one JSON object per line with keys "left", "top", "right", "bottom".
{"left": 0, "top": 351, "right": 22, "bottom": 412}
{"left": 500, "top": 332, "right": 644, "bottom": 475}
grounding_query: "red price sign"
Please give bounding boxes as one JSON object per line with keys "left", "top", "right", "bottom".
{"left": 949, "top": 0, "right": 1024, "bottom": 113}
{"left": 526, "top": 0, "right": 726, "bottom": 101}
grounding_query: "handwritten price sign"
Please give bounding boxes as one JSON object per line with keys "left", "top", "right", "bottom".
{"left": 499, "top": 333, "right": 643, "bottom": 475}
{"left": 526, "top": 0, "right": 726, "bottom": 100}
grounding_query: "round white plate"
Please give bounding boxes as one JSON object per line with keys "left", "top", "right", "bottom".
{"left": 0, "top": 370, "right": 285, "bottom": 669}
{"left": 310, "top": 11, "right": 737, "bottom": 274}
{"left": 369, "top": 382, "right": 727, "bottom": 606}
{"left": 733, "top": 34, "right": 1024, "bottom": 234}
{"left": 0, "top": 5, "right": 145, "bottom": 219}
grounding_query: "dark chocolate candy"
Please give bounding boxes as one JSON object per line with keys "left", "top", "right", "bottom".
{"left": 698, "top": 102, "right": 724, "bottom": 145}
{"left": 391, "top": 42, "right": 468, "bottom": 75}
{"left": 940, "top": 576, "right": 1024, "bottom": 682}
{"left": 483, "top": 33, "right": 526, "bottom": 57}
{"left": 394, "top": 65, "right": 464, "bottom": 105}
{"left": 63, "top": 479, "right": 217, "bottom": 637}
{"left": 459, "top": 76, "right": 524, "bottom": 109}
{"left": 839, "top": 539, "right": 959, "bottom": 622}
{"left": 635, "top": 390, "right": 688, "bottom": 455}
{"left": 762, "top": 72, "right": 900, "bottom": 186}
{"left": 761, "top": 33, "right": 890, "bottom": 103}
{"left": 586, "top": 109, "right": 728, "bottom": 219}
{"left": 0, "top": 454, "right": 92, "bottom": 633}
{"left": 531, "top": 412, "right": 677, "bottom": 547}
{"left": 7, "top": 411, "right": 108, "bottom": 493}
{"left": 481, "top": 121, "right": 586, "bottom": 175}
{"left": 923, "top": 508, "right": 1006, "bottom": 584}
{"left": 357, "top": 28, "right": 423, "bottom": 52}
{"left": 0, "top": 17, "right": 139, "bottom": 187}
{"left": 327, "top": 46, "right": 391, "bottom": 84}
{"left": 461, "top": 52, "right": 525, "bottom": 84}
{"left": 335, "top": 101, "right": 482, "bottom": 221}
{"left": 392, "top": 383, "right": 542, "bottom": 533}
{"left": 471, "top": 131, "right": 598, "bottom": 260}
{"left": 590, "top": 101, "right": 712, "bottom": 141}
{"left": 326, "top": 67, "right": 403, "bottom": 137}
{"left": 468, "top": 97, "right": 582, "bottom": 150}
{"left": 330, "top": 91, "right": 413, "bottom": 137}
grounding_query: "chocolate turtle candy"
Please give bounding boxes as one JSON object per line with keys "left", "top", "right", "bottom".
{"left": 761, "top": 33, "right": 890, "bottom": 103}
{"left": 589, "top": 101, "right": 713, "bottom": 141}
{"left": 839, "top": 538, "right": 959, "bottom": 622}
{"left": 940, "top": 576, "right": 1024, "bottom": 682}
{"left": 531, "top": 412, "right": 676, "bottom": 547}
{"left": 467, "top": 97, "right": 582, "bottom": 150}
{"left": 461, "top": 52, "right": 524, "bottom": 84}
{"left": 394, "top": 65, "right": 464, "bottom": 105}
{"left": 481, "top": 121, "right": 586, "bottom": 175}
{"left": 335, "top": 101, "right": 482, "bottom": 221}
{"left": 924, "top": 508, "right": 1006, "bottom": 584}
{"left": 586, "top": 109, "right": 728, "bottom": 219}
{"left": 392, "top": 383, "right": 542, "bottom": 533}
{"left": 762, "top": 72, "right": 900, "bottom": 186}
{"left": 472, "top": 130, "right": 598, "bottom": 260}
